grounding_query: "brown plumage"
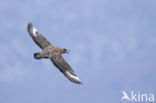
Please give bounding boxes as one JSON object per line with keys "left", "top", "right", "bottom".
{"left": 27, "top": 23, "right": 82, "bottom": 84}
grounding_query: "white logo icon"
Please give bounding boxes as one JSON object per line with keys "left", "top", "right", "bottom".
{"left": 121, "top": 91, "right": 154, "bottom": 102}
{"left": 121, "top": 91, "right": 130, "bottom": 101}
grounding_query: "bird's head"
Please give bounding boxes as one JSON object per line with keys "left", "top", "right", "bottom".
{"left": 62, "top": 48, "right": 70, "bottom": 54}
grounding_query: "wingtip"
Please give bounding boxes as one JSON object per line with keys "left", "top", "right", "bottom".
{"left": 28, "top": 22, "right": 33, "bottom": 25}
{"left": 28, "top": 23, "right": 32, "bottom": 30}
{"left": 76, "top": 81, "right": 83, "bottom": 85}
{"left": 71, "top": 79, "right": 82, "bottom": 85}
{"left": 28, "top": 23, "right": 33, "bottom": 29}
{"left": 65, "top": 71, "right": 82, "bottom": 85}
{"left": 75, "top": 77, "right": 82, "bottom": 84}
{"left": 27, "top": 23, "right": 38, "bottom": 37}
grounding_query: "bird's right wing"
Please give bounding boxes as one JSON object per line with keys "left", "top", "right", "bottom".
{"left": 27, "top": 23, "right": 52, "bottom": 49}
{"left": 50, "top": 55, "right": 82, "bottom": 84}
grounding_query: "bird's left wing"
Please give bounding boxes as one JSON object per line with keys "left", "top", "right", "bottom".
{"left": 50, "top": 55, "right": 82, "bottom": 84}
{"left": 27, "top": 23, "right": 52, "bottom": 49}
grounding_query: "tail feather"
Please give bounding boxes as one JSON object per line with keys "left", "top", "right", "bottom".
{"left": 34, "top": 53, "right": 41, "bottom": 59}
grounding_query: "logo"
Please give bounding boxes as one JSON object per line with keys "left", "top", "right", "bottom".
{"left": 121, "top": 91, "right": 154, "bottom": 102}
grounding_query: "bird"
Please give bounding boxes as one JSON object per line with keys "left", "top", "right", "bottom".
{"left": 27, "top": 23, "right": 82, "bottom": 84}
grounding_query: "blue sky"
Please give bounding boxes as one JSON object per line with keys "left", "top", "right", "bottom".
{"left": 0, "top": 0, "right": 156, "bottom": 103}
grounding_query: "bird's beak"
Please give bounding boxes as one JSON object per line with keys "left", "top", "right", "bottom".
{"left": 66, "top": 50, "right": 70, "bottom": 54}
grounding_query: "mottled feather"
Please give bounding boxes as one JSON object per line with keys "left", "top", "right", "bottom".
{"left": 51, "top": 55, "right": 82, "bottom": 84}
{"left": 27, "top": 23, "right": 52, "bottom": 49}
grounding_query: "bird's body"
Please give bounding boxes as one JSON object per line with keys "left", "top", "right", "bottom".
{"left": 34, "top": 45, "right": 62, "bottom": 59}
{"left": 27, "top": 23, "right": 82, "bottom": 84}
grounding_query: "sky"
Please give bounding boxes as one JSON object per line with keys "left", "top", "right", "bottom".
{"left": 0, "top": 0, "right": 156, "bottom": 103}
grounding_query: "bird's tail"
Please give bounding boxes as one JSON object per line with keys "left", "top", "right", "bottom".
{"left": 34, "top": 53, "right": 42, "bottom": 59}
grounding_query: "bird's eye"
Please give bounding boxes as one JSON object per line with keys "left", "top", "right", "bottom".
{"left": 63, "top": 48, "right": 67, "bottom": 51}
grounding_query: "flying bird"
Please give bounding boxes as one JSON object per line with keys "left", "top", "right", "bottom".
{"left": 27, "top": 23, "right": 82, "bottom": 84}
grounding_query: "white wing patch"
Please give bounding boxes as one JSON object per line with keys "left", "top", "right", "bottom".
{"left": 32, "top": 26, "right": 38, "bottom": 37}
{"left": 66, "top": 71, "right": 80, "bottom": 82}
